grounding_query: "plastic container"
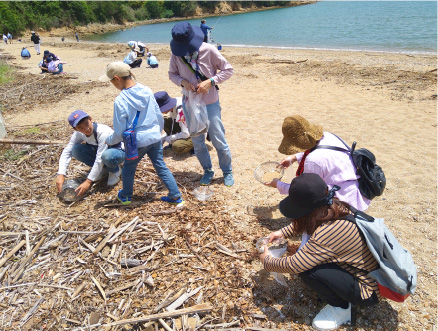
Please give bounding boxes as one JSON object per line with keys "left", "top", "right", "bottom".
{"left": 59, "top": 179, "right": 81, "bottom": 202}
{"left": 192, "top": 186, "right": 214, "bottom": 201}
{"left": 256, "top": 237, "right": 287, "bottom": 256}
{"left": 0, "top": 111, "right": 6, "bottom": 139}
{"left": 254, "top": 162, "right": 285, "bottom": 183}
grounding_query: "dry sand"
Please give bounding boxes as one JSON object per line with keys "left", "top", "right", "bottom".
{"left": 0, "top": 36, "right": 437, "bottom": 330}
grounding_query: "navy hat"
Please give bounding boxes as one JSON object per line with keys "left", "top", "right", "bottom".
{"left": 68, "top": 110, "right": 89, "bottom": 128}
{"left": 154, "top": 91, "right": 177, "bottom": 113}
{"left": 279, "top": 173, "right": 338, "bottom": 219}
{"left": 44, "top": 50, "right": 50, "bottom": 56}
{"left": 170, "top": 21, "right": 204, "bottom": 56}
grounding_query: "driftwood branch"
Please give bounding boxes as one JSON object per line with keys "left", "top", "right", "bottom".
{"left": 0, "top": 139, "right": 66, "bottom": 145}
{"left": 103, "top": 303, "right": 212, "bottom": 327}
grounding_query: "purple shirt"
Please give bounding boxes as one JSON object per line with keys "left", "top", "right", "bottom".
{"left": 277, "top": 132, "right": 371, "bottom": 211}
{"left": 168, "top": 42, "right": 233, "bottom": 105}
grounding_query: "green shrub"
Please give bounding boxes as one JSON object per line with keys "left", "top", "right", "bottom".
{"left": 0, "top": 62, "right": 13, "bottom": 85}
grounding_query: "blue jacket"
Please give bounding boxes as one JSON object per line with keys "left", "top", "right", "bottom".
{"left": 200, "top": 23, "right": 212, "bottom": 36}
{"left": 147, "top": 56, "right": 158, "bottom": 66}
{"left": 106, "top": 83, "right": 163, "bottom": 148}
{"left": 21, "top": 48, "right": 31, "bottom": 58}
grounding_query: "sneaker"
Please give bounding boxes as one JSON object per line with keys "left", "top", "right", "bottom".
{"left": 160, "top": 196, "right": 185, "bottom": 207}
{"left": 95, "top": 168, "right": 108, "bottom": 182}
{"left": 200, "top": 169, "right": 215, "bottom": 186}
{"left": 223, "top": 172, "right": 234, "bottom": 187}
{"left": 312, "top": 304, "right": 351, "bottom": 331}
{"left": 117, "top": 190, "right": 131, "bottom": 205}
{"left": 107, "top": 168, "right": 121, "bottom": 186}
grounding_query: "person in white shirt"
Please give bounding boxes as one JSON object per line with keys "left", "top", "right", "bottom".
{"left": 124, "top": 47, "right": 142, "bottom": 68}
{"left": 56, "top": 110, "right": 125, "bottom": 197}
{"left": 154, "top": 91, "right": 194, "bottom": 154}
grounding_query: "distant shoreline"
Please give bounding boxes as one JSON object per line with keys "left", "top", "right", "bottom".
{"left": 39, "top": 1, "right": 316, "bottom": 38}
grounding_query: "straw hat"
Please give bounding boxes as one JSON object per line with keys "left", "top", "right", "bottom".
{"left": 278, "top": 115, "right": 323, "bottom": 155}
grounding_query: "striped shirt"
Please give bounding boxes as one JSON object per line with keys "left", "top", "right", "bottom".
{"left": 263, "top": 218, "right": 380, "bottom": 300}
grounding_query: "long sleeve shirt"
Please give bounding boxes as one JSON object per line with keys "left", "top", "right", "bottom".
{"left": 277, "top": 132, "right": 370, "bottom": 211}
{"left": 124, "top": 50, "right": 137, "bottom": 65}
{"left": 106, "top": 83, "right": 163, "bottom": 148}
{"left": 168, "top": 42, "right": 233, "bottom": 106}
{"left": 147, "top": 56, "right": 158, "bottom": 66}
{"left": 58, "top": 123, "right": 113, "bottom": 182}
{"left": 264, "top": 219, "right": 380, "bottom": 300}
{"left": 200, "top": 23, "right": 212, "bottom": 36}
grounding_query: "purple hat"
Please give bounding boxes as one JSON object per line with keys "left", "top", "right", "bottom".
{"left": 170, "top": 21, "right": 204, "bottom": 56}
{"left": 154, "top": 91, "right": 177, "bottom": 113}
{"left": 68, "top": 110, "right": 89, "bottom": 128}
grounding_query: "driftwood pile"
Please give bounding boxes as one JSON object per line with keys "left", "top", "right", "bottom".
{"left": 0, "top": 123, "right": 289, "bottom": 331}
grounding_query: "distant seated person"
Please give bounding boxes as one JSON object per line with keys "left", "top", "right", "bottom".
{"left": 154, "top": 91, "right": 194, "bottom": 154}
{"left": 124, "top": 47, "right": 142, "bottom": 68}
{"left": 21, "top": 47, "right": 31, "bottom": 59}
{"left": 46, "top": 56, "right": 66, "bottom": 75}
{"left": 39, "top": 50, "right": 59, "bottom": 73}
{"left": 147, "top": 52, "right": 159, "bottom": 68}
{"left": 56, "top": 110, "right": 125, "bottom": 198}
{"left": 127, "top": 40, "right": 148, "bottom": 57}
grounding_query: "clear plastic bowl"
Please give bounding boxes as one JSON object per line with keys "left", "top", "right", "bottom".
{"left": 254, "top": 161, "right": 285, "bottom": 183}
{"left": 59, "top": 179, "right": 81, "bottom": 202}
{"left": 192, "top": 186, "right": 214, "bottom": 201}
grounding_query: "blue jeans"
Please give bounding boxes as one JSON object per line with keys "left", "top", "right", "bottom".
{"left": 183, "top": 99, "right": 232, "bottom": 174}
{"left": 121, "top": 141, "right": 181, "bottom": 199}
{"left": 71, "top": 144, "right": 125, "bottom": 172}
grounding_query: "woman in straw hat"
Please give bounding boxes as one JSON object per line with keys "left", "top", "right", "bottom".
{"left": 260, "top": 173, "right": 380, "bottom": 331}
{"left": 265, "top": 115, "right": 371, "bottom": 248}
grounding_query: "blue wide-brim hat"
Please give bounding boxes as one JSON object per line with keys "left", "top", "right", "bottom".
{"left": 170, "top": 21, "right": 204, "bottom": 57}
{"left": 154, "top": 91, "right": 177, "bottom": 113}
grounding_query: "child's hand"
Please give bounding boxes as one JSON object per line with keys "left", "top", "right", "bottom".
{"left": 75, "top": 179, "right": 92, "bottom": 197}
{"left": 264, "top": 178, "right": 279, "bottom": 188}
{"left": 56, "top": 174, "right": 65, "bottom": 193}
{"left": 280, "top": 155, "right": 297, "bottom": 168}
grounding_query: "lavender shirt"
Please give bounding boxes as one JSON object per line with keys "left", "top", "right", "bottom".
{"left": 168, "top": 43, "right": 233, "bottom": 105}
{"left": 277, "top": 132, "right": 371, "bottom": 249}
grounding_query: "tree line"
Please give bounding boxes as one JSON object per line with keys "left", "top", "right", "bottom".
{"left": 0, "top": 1, "right": 292, "bottom": 36}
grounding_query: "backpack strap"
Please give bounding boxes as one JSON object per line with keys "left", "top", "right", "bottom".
{"left": 131, "top": 111, "right": 140, "bottom": 130}
{"left": 93, "top": 122, "right": 99, "bottom": 148}
{"left": 180, "top": 56, "right": 208, "bottom": 81}
{"left": 347, "top": 206, "right": 375, "bottom": 222}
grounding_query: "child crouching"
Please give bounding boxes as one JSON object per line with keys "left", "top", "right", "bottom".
{"left": 56, "top": 110, "right": 125, "bottom": 197}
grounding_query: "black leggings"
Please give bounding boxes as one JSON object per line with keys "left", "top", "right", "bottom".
{"left": 129, "top": 59, "right": 142, "bottom": 68}
{"left": 299, "top": 263, "right": 379, "bottom": 309}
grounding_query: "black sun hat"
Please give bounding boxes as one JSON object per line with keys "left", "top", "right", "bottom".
{"left": 279, "top": 173, "right": 339, "bottom": 219}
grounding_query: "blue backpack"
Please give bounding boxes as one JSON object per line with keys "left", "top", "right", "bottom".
{"left": 345, "top": 208, "right": 417, "bottom": 302}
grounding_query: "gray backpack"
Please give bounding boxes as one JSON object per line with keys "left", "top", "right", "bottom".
{"left": 345, "top": 208, "right": 417, "bottom": 302}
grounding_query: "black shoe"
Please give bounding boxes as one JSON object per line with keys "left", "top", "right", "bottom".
{"left": 206, "top": 134, "right": 211, "bottom": 142}
{"left": 189, "top": 148, "right": 195, "bottom": 155}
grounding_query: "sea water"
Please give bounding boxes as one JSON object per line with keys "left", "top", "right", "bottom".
{"left": 86, "top": 1, "right": 437, "bottom": 54}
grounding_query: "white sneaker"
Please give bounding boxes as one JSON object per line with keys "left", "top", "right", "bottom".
{"left": 94, "top": 168, "right": 108, "bottom": 182}
{"left": 107, "top": 168, "right": 121, "bottom": 186}
{"left": 312, "top": 303, "right": 351, "bottom": 331}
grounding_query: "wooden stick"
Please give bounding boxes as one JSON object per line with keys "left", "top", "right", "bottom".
{"left": 0, "top": 240, "right": 25, "bottom": 268}
{"left": 93, "top": 225, "right": 116, "bottom": 255}
{"left": 71, "top": 281, "right": 88, "bottom": 300}
{"left": 0, "top": 139, "right": 65, "bottom": 145}
{"left": 103, "top": 303, "right": 212, "bottom": 327}
{"left": 158, "top": 318, "right": 173, "bottom": 331}
{"left": 91, "top": 276, "right": 107, "bottom": 302}
{"left": 12, "top": 235, "right": 46, "bottom": 281}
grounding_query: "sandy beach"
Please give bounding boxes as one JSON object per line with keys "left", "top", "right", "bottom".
{"left": 0, "top": 37, "right": 437, "bottom": 330}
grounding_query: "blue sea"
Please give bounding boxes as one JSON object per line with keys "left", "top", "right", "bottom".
{"left": 86, "top": 1, "right": 437, "bottom": 54}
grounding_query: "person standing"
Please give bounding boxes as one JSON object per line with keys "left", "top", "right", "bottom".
{"left": 168, "top": 21, "right": 234, "bottom": 186}
{"left": 75, "top": 32, "right": 79, "bottom": 42}
{"left": 2, "top": 34, "right": 8, "bottom": 44}
{"left": 7, "top": 32, "right": 12, "bottom": 44}
{"left": 99, "top": 62, "right": 184, "bottom": 206}
{"left": 200, "top": 20, "right": 213, "bottom": 43}
{"left": 31, "top": 31, "right": 40, "bottom": 55}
